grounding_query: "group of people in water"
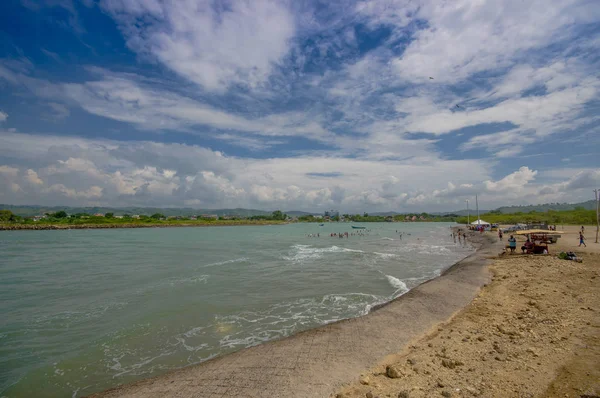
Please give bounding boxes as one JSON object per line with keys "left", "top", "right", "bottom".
{"left": 451, "top": 230, "right": 468, "bottom": 244}
{"left": 306, "top": 230, "right": 373, "bottom": 238}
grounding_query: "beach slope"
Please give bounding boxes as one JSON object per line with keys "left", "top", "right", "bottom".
{"left": 336, "top": 226, "right": 599, "bottom": 398}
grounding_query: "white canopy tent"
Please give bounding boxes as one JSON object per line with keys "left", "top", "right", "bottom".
{"left": 471, "top": 219, "right": 491, "bottom": 226}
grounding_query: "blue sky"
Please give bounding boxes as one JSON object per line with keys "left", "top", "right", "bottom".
{"left": 0, "top": 0, "right": 599, "bottom": 212}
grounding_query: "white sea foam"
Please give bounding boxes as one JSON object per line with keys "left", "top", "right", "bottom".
{"left": 205, "top": 291, "right": 389, "bottom": 352}
{"left": 391, "top": 243, "right": 453, "bottom": 255}
{"left": 283, "top": 244, "right": 365, "bottom": 262}
{"left": 381, "top": 237, "right": 395, "bottom": 241}
{"left": 202, "top": 257, "right": 249, "bottom": 268}
{"left": 167, "top": 275, "right": 209, "bottom": 286}
{"left": 385, "top": 275, "right": 408, "bottom": 293}
{"left": 374, "top": 252, "right": 396, "bottom": 259}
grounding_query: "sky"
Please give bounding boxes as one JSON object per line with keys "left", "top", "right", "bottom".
{"left": 0, "top": 0, "right": 599, "bottom": 213}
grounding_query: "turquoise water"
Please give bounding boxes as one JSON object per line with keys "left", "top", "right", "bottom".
{"left": 0, "top": 223, "right": 472, "bottom": 397}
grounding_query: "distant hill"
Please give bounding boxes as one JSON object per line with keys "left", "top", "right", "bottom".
{"left": 371, "top": 212, "right": 401, "bottom": 216}
{"left": 1, "top": 200, "right": 595, "bottom": 218}
{"left": 428, "top": 209, "right": 491, "bottom": 217}
{"left": 494, "top": 200, "right": 596, "bottom": 213}
{"left": 0, "top": 205, "right": 276, "bottom": 218}
{"left": 430, "top": 200, "right": 595, "bottom": 216}
{"left": 284, "top": 210, "right": 314, "bottom": 217}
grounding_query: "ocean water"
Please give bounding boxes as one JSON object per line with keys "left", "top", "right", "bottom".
{"left": 0, "top": 223, "right": 473, "bottom": 397}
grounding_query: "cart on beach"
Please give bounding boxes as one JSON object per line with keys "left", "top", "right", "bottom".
{"left": 515, "top": 229, "right": 564, "bottom": 254}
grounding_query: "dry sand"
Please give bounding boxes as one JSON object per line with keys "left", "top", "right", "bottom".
{"left": 335, "top": 225, "right": 599, "bottom": 398}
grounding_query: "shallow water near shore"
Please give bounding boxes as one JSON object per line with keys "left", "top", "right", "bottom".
{"left": 0, "top": 222, "right": 473, "bottom": 397}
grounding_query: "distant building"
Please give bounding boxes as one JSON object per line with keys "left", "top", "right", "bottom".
{"left": 132, "top": 215, "right": 140, "bottom": 219}
{"left": 405, "top": 215, "right": 410, "bottom": 221}
{"left": 190, "top": 216, "right": 197, "bottom": 220}
{"left": 94, "top": 213, "right": 104, "bottom": 217}
{"left": 201, "top": 214, "right": 218, "bottom": 219}
{"left": 114, "top": 215, "right": 123, "bottom": 219}
{"left": 411, "top": 215, "right": 417, "bottom": 221}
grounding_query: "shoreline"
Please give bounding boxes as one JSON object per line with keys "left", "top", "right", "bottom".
{"left": 0, "top": 221, "right": 286, "bottom": 231}
{"left": 88, "top": 229, "right": 498, "bottom": 398}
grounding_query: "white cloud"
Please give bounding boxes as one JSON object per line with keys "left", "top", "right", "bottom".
{"left": 484, "top": 167, "right": 537, "bottom": 192}
{"left": 0, "top": 131, "right": 597, "bottom": 210}
{"left": 557, "top": 169, "right": 600, "bottom": 191}
{"left": 45, "top": 184, "right": 103, "bottom": 200}
{"left": 380, "top": 0, "right": 600, "bottom": 84}
{"left": 0, "top": 110, "right": 7, "bottom": 122}
{"left": 0, "top": 165, "right": 19, "bottom": 178}
{"left": 0, "top": 67, "right": 333, "bottom": 142}
{"left": 409, "top": 81, "right": 598, "bottom": 136}
{"left": 25, "top": 169, "right": 43, "bottom": 185}
{"left": 101, "top": 0, "right": 296, "bottom": 92}
{"left": 44, "top": 102, "right": 70, "bottom": 120}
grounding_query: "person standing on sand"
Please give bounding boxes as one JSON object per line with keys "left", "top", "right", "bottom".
{"left": 508, "top": 235, "right": 517, "bottom": 253}
{"left": 581, "top": 226, "right": 585, "bottom": 234}
{"left": 498, "top": 230, "right": 503, "bottom": 241}
{"left": 579, "top": 232, "right": 586, "bottom": 247}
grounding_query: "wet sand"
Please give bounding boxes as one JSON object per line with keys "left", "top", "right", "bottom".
{"left": 89, "top": 230, "right": 498, "bottom": 398}
{"left": 336, "top": 225, "right": 599, "bottom": 398}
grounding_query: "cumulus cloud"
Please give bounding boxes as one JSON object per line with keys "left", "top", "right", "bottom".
{"left": 101, "top": 0, "right": 296, "bottom": 92}
{"left": 1, "top": 131, "right": 595, "bottom": 211}
{"left": 484, "top": 167, "right": 538, "bottom": 192}
{"left": 0, "top": 110, "right": 7, "bottom": 122}
{"left": 556, "top": 169, "right": 600, "bottom": 192}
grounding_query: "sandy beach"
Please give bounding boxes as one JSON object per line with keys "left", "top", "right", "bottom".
{"left": 85, "top": 225, "right": 599, "bottom": 398}
{"left": 336, "top": 225, "right": 599, "bottom": 398}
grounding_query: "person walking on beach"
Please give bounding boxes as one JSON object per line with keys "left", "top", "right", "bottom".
{"left": 498, "top": 229, "right": 503, "bottom": 241}
{"left": 579, "top": 232, "right": 586, "bottom": 247}
{"left": 508, "top": 235, "right": 517, "bottom": 253}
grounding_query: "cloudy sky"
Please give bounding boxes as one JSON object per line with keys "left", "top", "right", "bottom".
{"left": 0, "top": 0, "right": 599, "bottom": 212}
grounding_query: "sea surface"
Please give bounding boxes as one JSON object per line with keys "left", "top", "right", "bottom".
{"left": 0, "top": 222, "right": 473, "bottom": 397}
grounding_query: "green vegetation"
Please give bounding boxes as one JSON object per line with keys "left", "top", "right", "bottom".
{"left": 0, "top": 210, "right": 21, "bottom": 222}
{"left": 0, "top": 209, "right": 285, "bottom": 228}
{"left": 248, "top": 210, "right": 288, "bottom": 221}
{"left": 298, "top": 213, "right": 459, "bottom": 223}
{"left": 1, "top": 205, "right": 596, "bottom": 229}
{"left": 456, "top": 208, "right": 596, "bottom": 225}
{"left": 495, "top": 200, "right": 597, "bottom": 213}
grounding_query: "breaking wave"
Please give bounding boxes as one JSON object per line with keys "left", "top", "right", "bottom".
{"left": 385, "top": 275, "right": 409, "bottom": 297}
{"left": 283, "top": 244, "right": 365, "bottom": 262}
{"left": 202, "top": 257, "right": 249, "bottom": 268}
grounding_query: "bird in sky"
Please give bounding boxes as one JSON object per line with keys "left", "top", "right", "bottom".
{"left": 429, "top": 77, "right": 434, "bottom": 80}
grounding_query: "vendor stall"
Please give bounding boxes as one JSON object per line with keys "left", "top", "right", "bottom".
{"left": 516, "top": 229, "right": 564, "bottom": 254}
